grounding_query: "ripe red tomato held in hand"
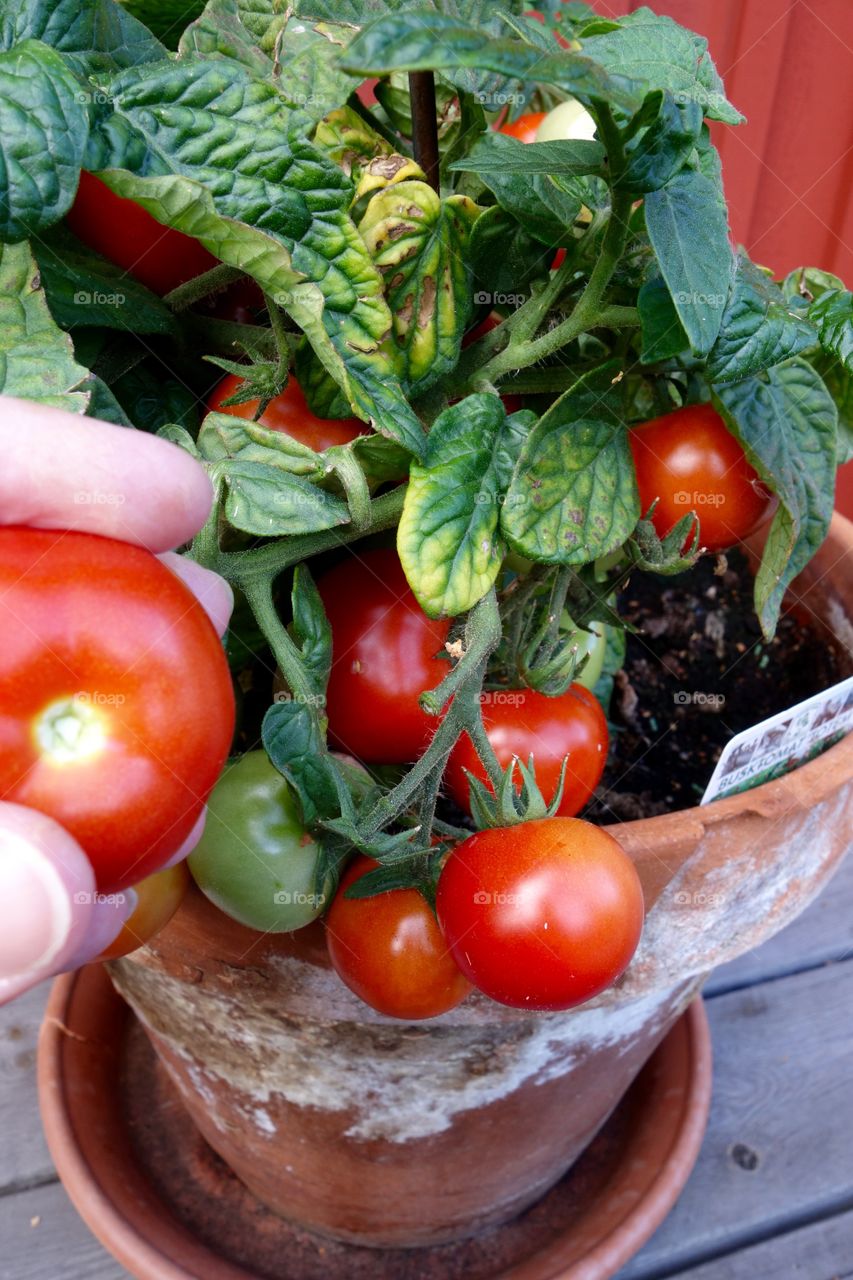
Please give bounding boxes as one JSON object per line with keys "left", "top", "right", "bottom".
{"left": 317, "top": 549, "right": 450, "bottom": 763}
{"left": 207, "top": 373, "right": 369, "bottom": 453}
{"left": 326, "top": 856, "right": 472, "bottom": 1019}
{"left": 0, "top": 529, "right": 235, "bottom": 893}
{"left": 445, "top": 683, "right": 608, "bottom": 817}
{"left": 436, "top": 817, "right": 644, "bottom": 1010}
{"left": 629, "top": 403, "right": 776, "bottom": 553}
{"left": 99, "top": 862, "right": 190, "bottom": 960}
{"left": 66, "top": 171, "right": 218, "bottom": 296}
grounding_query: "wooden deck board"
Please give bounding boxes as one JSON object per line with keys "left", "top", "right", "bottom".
{"left": 1, "top": 852, "right": 851, "bottom": 1280}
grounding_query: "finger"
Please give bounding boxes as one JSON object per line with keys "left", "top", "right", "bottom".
{"left": 0, "top": 397, "right": 213, "bottom": 552}
{"left": 159, "top": 553, "right": 234, "bottom": 637}
{"left": 63, "top": 890, "right": 138, "bottom": 970}
{"left": 161, "top": 808, "right": 208, "bottom": 869}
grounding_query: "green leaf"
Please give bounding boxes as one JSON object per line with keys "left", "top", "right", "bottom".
{"left": 451, "top": 135, "right": 605, "bottom": 177}
{"left": 644, "top": 168, "right": 733, "bottom": 357}
{"left": 291, "top": 565, "right": 332, "bottom": 695}
{"left": 112, "top": 362, "right": 199, "bottom": 433}
{"left": 502, "top": 363, "right": 640, "bottom": 564}
{"left": 0, "top": 0, "right": 167, "bottom": 74}
{"left": 706, "top": 253, "right": 818, "bottom": 385}
{"left": 88, "top": 55, "right": 426, "bottom": 459}
{"left": 617, "top": 90, "right": 703, "bottom": 193}
{"left": 397, "top": 394, "right": 525, "bottom": 617}
{"left": 182, "top": 3, "right": 359, "bottom": 120}
{"left": 809, "top": 288, "right": 853, "bottom": 371}
{"left": 357, "top": 181, "right": 478, "bottom": 395}
{"left": 576, "top": 7, "right": 744, "bottom": 124}
{"left": 714, "top": 359, "right": 838, "bottom": 637}
{"left": 0, "top": 240, "right": 90, "bottom": 407}
{"left": 262, "top": 698, "right": 339, "bottom": 826}
{"left": 201, "top": 411, "right": 323, "bottom": 476}
{"left": 33, "top": 225, "right": 175, "bottom": 334}
{"left": 221, "top": 460, "right": 350, "bottom": 535}
{"left": 469, "top": 205, "right": 552, "bottom": 300}
{"left": 342, "top": 11, "right": 639, "bottom": 111}
{"left": 0, "top": 40, "right": 89, "bottom": 242}
{"left": 810, "top": 349, "right": 853, "bottom": 464}
{"left": 293, "top": 336, "right": 354, "bottom": 419}
{"left": 637, "top": 275, "right": 689, "bottom": 362}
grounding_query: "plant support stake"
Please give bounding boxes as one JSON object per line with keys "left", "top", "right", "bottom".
{"left": 409, "top": 71, "right": 440, "bottom": 192}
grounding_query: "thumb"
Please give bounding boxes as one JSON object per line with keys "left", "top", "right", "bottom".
{"left": 0, "top": 804, "right": 134, "bottom": 1004}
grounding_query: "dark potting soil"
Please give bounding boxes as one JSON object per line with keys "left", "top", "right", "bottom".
{"left": 583, "top": 549, "right": 848, "bottom": 823}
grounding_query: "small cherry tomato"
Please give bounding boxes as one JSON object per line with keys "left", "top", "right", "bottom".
{"left": 445, "top": 683, "right": 608, "bottom": 817}
{"left": 326, "top": 856, "right": 472, "bottom": 1019}
{"left": 66, "top": 171, "right": 218, "bottom": 295}
{"left": 317, "top": 550, "right": 450, "bottom": 764}
{"left": 629, "top": 403, "right": 776, "bottom": 552}
{"left": 499, "top": 111, "right": 547, "bottom": 144}
{"left": 207, "top": 373, "right": 369, "bottom": 453}
{"left": 0, "top": 528, "right": 235, "bottom": 893}
{"left": 436, "top": 817, "right": 644, "bottom": 1010}
{"left": 99, "top": 863, "right": 190, "bottom": 960}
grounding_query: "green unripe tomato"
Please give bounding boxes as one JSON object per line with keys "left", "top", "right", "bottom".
{"left": 564, "top": 618, "right": 608, "bottom": 692}
{"left": 188, "top": 751, "right": 334, "bottom": 932}
{"left": 535, "top": 98, "right": 598, "bottom": 142}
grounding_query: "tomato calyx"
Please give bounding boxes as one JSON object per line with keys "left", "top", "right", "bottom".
{"left": 33, "top": 697, "right": 109, "bottom": 765}
{"left": 465, "top": 753, "right": 568, "bottom": 829}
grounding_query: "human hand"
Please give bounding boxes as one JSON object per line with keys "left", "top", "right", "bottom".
{"left": 0, "top": 398, "right": 232, "bottom": 1002}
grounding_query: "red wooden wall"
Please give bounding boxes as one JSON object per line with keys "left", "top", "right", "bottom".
{"left": 594, "top": 0, "right": 853, "bottom": 513}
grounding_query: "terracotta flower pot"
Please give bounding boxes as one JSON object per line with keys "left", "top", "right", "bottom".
{"left": 108, "top": 513, "right": 853, "bottom": 1249}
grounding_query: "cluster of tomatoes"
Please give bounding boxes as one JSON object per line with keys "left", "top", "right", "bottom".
{"left": 3, "top": 94, "right": 774, "bottom": 1010}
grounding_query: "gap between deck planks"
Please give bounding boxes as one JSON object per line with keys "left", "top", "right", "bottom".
{"left": 1, "top": 853, "right": 852, "bottom": 1280}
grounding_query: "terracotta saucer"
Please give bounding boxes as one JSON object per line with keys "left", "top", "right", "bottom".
{"left": 38, "top": 965, "right": 712, "bottom": 1280}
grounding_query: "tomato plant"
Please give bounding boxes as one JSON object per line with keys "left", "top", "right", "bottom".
{"left": 66, "top": 171, "right": 218, "bottom": 295}
{"left": 207, "top": 373, "right": 369, "bottom": 451}
{"left": 0, "top": 528, "right": 234, "bottom": 893}
{"left": 445, "top": 683, "right": 608, "bottom": 818}
{"left": 436, "top": 818, "right": 645, "bottom": 1010}
{"left": 630, "top": 403, "right": 776, "bottom": 552}
{"left": 3, "top": 0, "right": 848, "bottom": 1020}
{"left": 99, "top": 863, "right": 190, "bottom": 960}
{"left": 325, "top": 856, "right": 472, "bottom": 1019}
{"left": 317, "top": 549, "right": 450, "bottom": 763}
{"left": 188, "top": 751, "right": 334, "bottom": 931}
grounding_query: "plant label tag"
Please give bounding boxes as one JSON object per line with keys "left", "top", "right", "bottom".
{"left": 701, "top": 674, "right": 853, "bottom": 805}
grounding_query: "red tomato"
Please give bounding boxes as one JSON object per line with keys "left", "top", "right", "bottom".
{"left": 99, "top": 862, "right": 189, "bottom": 960}
{"left": 445, "top": 683, "right": 608, "bottom": 817}
{"left": 325, "top": 856, "right": 472, "bottom": 1019}
{"left": 499, "top": 111, "right": 547, "bottom": 143}
{"left": 436, "top": 817, "right": 644, "bottom": 1010}
{"left": 66, "top": 171, "right": 218, "bottom": 296}
{"left": 629, "top": 403, "right": 775, "bottom": 552}
{"left": 317, "top": 550, "right": 450, "bottom": 763}
{"left": 0, "top": 529, "right": 235, "bottom": 893}
{"left": 207, "top": 373, "right": 369, "bottom": 453}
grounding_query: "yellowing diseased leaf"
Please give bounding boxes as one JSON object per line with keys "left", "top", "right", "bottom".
{"left": 358, "top": 181, "right": 479, "bottom": 395}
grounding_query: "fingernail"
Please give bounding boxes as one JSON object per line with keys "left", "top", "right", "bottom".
{"left": 0, "top": 835, "right": 73, "bottom": 981}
